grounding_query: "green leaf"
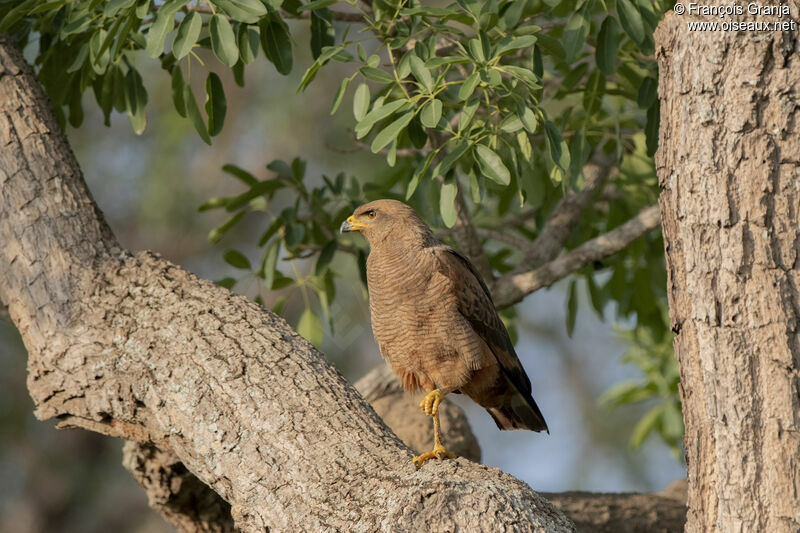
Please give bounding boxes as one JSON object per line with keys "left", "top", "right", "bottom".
{"left": 409, "top": 55, "right": 433, "bottom": 92}
{"left": 173, "top": 11, "right": 201, "bottom": 59}
{"left": 225, "top": 180, "right": 282, "bottom": 211}
{"left": 212, "top": 0, "right": 267, "bottom": 23}
{"left": 598, "top": 381, "right": 655, "bottom": 407}
{"left": 89, "top": 29, "right": 111, "bottom": 75}
{"left": 356, "top": 99, "right": 408, "bottom": 139}
{"left": 407, "top": 117, "right": 427, "bottom": 149}
{"left": 420, "top": 98, "right": 442, "bottom": 128}
{"left": 617, "top": 0, "right": 645, "bottom": 45}
{"left": 502, "top": 65, "right": 539, "bottom": 87}
{"left": 397, "top": 52, "right": 413, "bottom": 78}
{"left": 210, "top": 14, "right": 239, "bottom": 67}
{"left": 496, "top": 35, "right": 537, "bottom": 56}
{"left": 500, "top": 115, "right": 523, "bottom": 133}
{"left": 596, "top": 16, "right": 620, "bottom": 75}
{"left": 637, "top": 77, "right": 658, "bottom": 109}
{"left": 434, "top": 140, "right": 470, "bottom": 177}
{"left": 458, "top": 72, "right": 480, "bottom": 101}
{"left": 67, "top": 44, "right": 89, "bottom": 73}
{"left": 458, "top": 100, "right": 479, "bottom": 132}
{"left": 425, "top": 56, "right": 470, "bottom": 68}
{"left": 631, "top": 404, "right": 663, "bottom": 448}
{"left": 104, "top": 0, "right": 136, "bottom": 16}
{"left": 216, "top": 277, "right": 237, "bottom": 290}
{"left": 135, "top": 0, "right": 150, "bottom": 19}
{"left": 407, "top": 151, "right": 437, "bottom": 200}
{"left": 315, "top": 240, "right": 338, "bottom": 276}
{"left": 209, "top": 211, "right": 246, "bottom": 243}
{"left": 124, "top": 69, "right": 147, "bottom": 135}
{"left": 468, "top": 38, "right": 485, "bottom": 62}
{"left": 536, "top": 33, "right": 565, "bottom": 62}
{"left": 562, "top": 9, "right": 589, "bottom": 63}
{"left": 568, "top": 128, "right": 591, "bottom": 185}
{"left": 469, "top": 170, "right": 482, "bottom": 203}
{"left": 566, "top": 280, "right": 577, "bottom": 337}
{"left": 519, "top": 106, "right": 537, "bottom": 133}
{"left": 198, "top": 197, "right": 229, "bottom": 211}
{"left": 583, "top": 70, "right": 605, "bottom": 116}
{"left": 544, "top": 121, "right": 570, "bottom": 185}
{"left": 260, "top": 15, "right": 293, "bottom": 75}
{"left": 284, "top": 223, "right": 305, "bottom": 247}
{"left": 261, "top": 238, "right": 280, "bottom": 289}
{"left": 475, "top": 144, "right": 510, "bottom": 186}
{"left": 224, "top": 249, "right": 251, "bottom": 269}
{"left": 182, "top": 82, "right": 212, "bottom": 145}
{"left": 145, "top": 0, "right": 187, "bottom": 58}
{"left": 300, "top": 0, "right": 337, "bottom": 10}
{"left": 222, "top": 163, "right": 259, "bottom": 186}
{"left": 238, "top": 23, "right": 260, "bottom": 64}
{"left": 359, "top": 66, "right": 395, "bottom": 83}
{"left": 297, "top": 308, "right": 323, "bottom": 348}
{"left": 353, "top": 82, "right": 370, "bottom": 121}
{"left": 371, "top": 111, "right": 414, "bottom": 153}
{"left": 258, "top": 218, "right": 284, "bottom": 247}
{"left": 586, "top": 274, "right": 607, "bottom": 318}
{"left": 310, "top": 9, "right": 334, "bottom": 59}
{"left": 0, "top": 0, "right": 39, "bottom": 33}
{"left": 330, "top": 77, "right": 350, "bottom": 115}
{"left": 439, "top": 181, "right": 458, "bottom": 228}
{"left": 205, "top": 72, "right": 227, "bottom": 137}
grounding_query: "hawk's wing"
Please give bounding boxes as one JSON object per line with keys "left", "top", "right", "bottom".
{"left": 432, "top": 246, "right": 533, "bottom": 397}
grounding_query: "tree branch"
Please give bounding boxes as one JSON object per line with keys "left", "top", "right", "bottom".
{"left": 518, "top": 161, "right": 613, "bottom": 271}
{"left": 0, "top": 37, "right": 573, "bottom": 532}
{"left": 544, "top": 480, "right": 687, "bottom": 532}
{"left": 492, "top": 205, "right": 662, "bottom": 308}
{"left": 355, "top": 366, "right": 688, "bottom": 532}
{"left": 123, "top": 443, "right": 236, "bottom": 533}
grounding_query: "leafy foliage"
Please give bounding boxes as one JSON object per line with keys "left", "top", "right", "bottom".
{"left": 2, "top": 0, "right": 679, "bottom": 453}
{"left": 600, "top": 305, "right": 682, "bottom": 457}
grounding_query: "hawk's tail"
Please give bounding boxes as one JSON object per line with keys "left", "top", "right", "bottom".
{"left": 486, "top": 391, "right": 549, "bottom": 433}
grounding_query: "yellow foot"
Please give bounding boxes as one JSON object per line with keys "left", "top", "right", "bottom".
{"left": 412, "top": 445, "right": 456, "bottom": 467}
{"left": 419, "top": 388, "right": 445, "bottom": 416}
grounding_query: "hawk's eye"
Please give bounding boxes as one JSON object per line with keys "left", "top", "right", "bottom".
{"left": 367, "top": 210, "right": 377, "bottom": 219}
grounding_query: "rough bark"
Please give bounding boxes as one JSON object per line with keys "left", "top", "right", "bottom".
{"left": 122, "top": 442, "right": 236, "bottom": 533}
{"left": 0, "top": 37, "right": 574, "bottom": 532}
{"left": 656, "top": 10, "right": 800, "bottom": 532}
{"left": 544, "top": 479, "right": 688, "bottom": 533}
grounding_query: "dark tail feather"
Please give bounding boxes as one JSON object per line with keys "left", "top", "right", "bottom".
{"left": 487, "top": 391, "right": 549, "bottom": 433}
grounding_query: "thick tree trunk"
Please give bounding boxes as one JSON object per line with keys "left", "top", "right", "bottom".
{"left": 0, "top": 37, "right": 575, "bottom": 532}
{"left": 656, "top": 11, "right": 800, "bottom": 532}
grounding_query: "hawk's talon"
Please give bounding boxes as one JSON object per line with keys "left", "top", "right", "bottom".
{"left": 412, "top": 445, "right": 455, "bottom": 467}
{"left": 419, "top": 388, "right": 445, "bottom": 417}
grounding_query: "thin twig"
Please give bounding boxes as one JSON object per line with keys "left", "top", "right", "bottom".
{"left": 491, "top": 204, "right": 662, "bottom": 309}
{"left": 516, "top": 160, "right": 614, "bottom": 271}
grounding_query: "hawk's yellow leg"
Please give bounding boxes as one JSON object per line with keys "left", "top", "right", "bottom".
{"left": 412, "top": 389, "right": 456, "bottom": 466}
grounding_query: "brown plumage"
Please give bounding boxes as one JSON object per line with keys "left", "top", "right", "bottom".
{"left": 341, "top": 199, "right": 547, "bottom": 465}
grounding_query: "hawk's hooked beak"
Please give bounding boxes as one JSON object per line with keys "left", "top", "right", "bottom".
{"left": 340, "top": 215, "right": 367, "bottom": 234}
